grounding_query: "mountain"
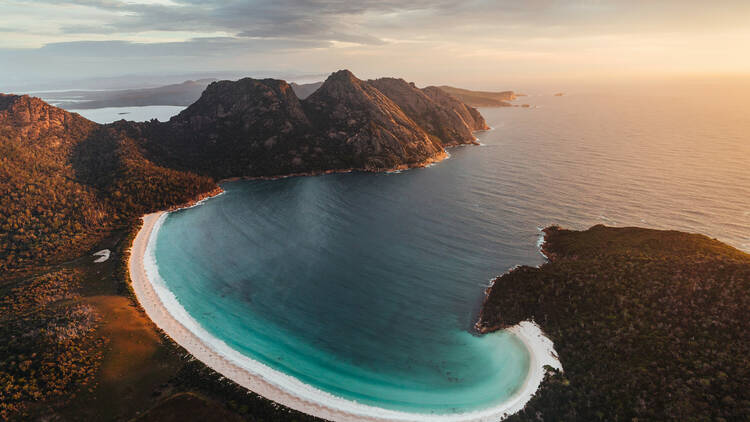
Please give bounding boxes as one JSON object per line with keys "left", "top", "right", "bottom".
{"left": 437, "top": 86, "right": 516, "bottom": 107}
{"left": 0, "top": 95, "right": 105, "bottom": 272}
{"left": 422, "top": 86, "right": 490, "bottom": 132}
{"left": 143, "top": 77, "right": 317, "bottom": 178}
{"left": 289, "top": 81, "right": 323, "bottom": 99}
{"left": 0, "top": 94, "right": 96, "bottom": 144}
{"left": 302, "top": 70, "right": 445, "bottom": 171}
{"left": 143, "top": 70, "right": 486, "bottom": 177}
{"left": 368, "top": 77, "right": 488, "bottom": 146}
{"left": 0, "top": 70, "right": 488, "bottom": 273}
{"left": 0, "top": 94, "right": 215, "bottom": 273}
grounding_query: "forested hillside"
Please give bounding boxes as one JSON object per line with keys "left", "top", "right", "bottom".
{"left": 0, "top": 95, "right": 216, "bottom": 275}
{"left": 0, "top": 95, "right": 106, "bottom": 273}
{"left": 477, "top": 225, "right": 750, "bottom": 421}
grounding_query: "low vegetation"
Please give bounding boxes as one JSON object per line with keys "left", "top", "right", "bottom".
{"left": 0, "top": 269, "right": 103, "bottom": 419}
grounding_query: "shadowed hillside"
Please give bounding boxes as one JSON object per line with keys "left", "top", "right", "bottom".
{"left": 141, "top": 70, "right": 484, "bottom": 178}
{"left": 289, "top": 81, "right": 323, "bottom": 99}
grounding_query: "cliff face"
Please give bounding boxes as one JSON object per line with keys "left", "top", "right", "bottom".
{"left": 147, "top": 77, "right": 319, "bottom": 178}
{"left": 0, "top": 94, "right": 96, "bottom": 148}
{"left": 302, "top": 70, "right": 445, "bottom": 171}
{"left": 143, "top": 70, "right": 479, "bottom": 177}
{"left": 368, "top": 77, "right": 482, "bottom": 146}
{"left": 422, "top": 86, "right": 489, "bottom": 133}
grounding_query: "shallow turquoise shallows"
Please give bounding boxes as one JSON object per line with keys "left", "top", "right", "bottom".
{"left": 152, "top": 88, "right": 750, "bottom": 414}
{"left": 153, "top": 171, "right": 533, "bottom": 413}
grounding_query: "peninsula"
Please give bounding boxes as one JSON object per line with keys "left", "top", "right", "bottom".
{"left": 477, "top": 225, "right": 750, "bottom": 421}
{"left": 435, "top": 86, "right": 517, "bottom": 107}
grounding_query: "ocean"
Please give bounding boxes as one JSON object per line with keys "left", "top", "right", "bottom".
{"left": 149, "top": 83, "right": 750, "bottom": 415}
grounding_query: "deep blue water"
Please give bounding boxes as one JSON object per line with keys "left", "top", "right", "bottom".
{"left": 152, "top": 88, "right": 750, "bottom": 414}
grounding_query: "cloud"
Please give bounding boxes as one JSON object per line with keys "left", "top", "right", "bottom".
{"left": 1, "top": 0, "right": 749, "bottom": 87}
{"left": 37, "top": 37, "right": 330, "bottom": 57}
{"left": 13, "top": 0, "right": 750, "bottom": 47}
{"left": 52, "top": 0, "right": 432, "bottom": 44}
{"left": 0, "top": 36, "right": 330, "bottom": 89}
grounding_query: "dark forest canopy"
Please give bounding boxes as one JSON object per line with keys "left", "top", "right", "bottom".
{"left": 478, "top": 225, "right": 750, "bottom": 421}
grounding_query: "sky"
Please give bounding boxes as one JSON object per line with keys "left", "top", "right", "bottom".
{"left": 1, "top": 0, "right": 750, "bottom": 90}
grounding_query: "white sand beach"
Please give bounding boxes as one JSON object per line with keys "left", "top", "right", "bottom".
{"left": 92, "top": 249, "right": 111, "bottom": 263}
{"left": 129, "top": 211, "right": 562, "bottom": 422}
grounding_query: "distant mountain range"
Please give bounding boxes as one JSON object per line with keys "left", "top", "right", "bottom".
{"left": 33, "top": 78, "right": 517, "bottom": 110}
{"left": 37, "top": 79, "right": 217, "bottom": 109}
{"left": 289, "top": 81, "right": 323, "bottom": 99}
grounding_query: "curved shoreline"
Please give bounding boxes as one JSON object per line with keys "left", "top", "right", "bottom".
{"left": 129, "top": 210, "right": 562, "bottom": 422}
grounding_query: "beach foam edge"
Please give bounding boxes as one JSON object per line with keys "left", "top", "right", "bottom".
{"left": 129, "top": 211, "right": 562, "bottom": 422}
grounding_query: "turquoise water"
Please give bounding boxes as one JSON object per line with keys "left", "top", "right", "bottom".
{"left": 152, "top": 86, "right": 750, "bottom": 415}
{"left": 153, "top": 174, "right": 532, "bottom": 413}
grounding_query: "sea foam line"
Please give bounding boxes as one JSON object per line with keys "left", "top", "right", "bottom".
{"left": 131, "top": 211, "right": 562, "bottom": 422}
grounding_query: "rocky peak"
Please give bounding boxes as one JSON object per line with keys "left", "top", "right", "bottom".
{"left": 325, "top": 69, "right": 359, "bottom": 84}
{"left": 0, "top": 93, "right": 95, "bottom": 145}
{"left": 302, "top": 71, "right": 445, "bottom": 170}
{"left": 1, "top": 94, "right": 67, "bottom": 124}
{"left": 305, "top": 69, "right": 378, "bottom": 106}
{"left": 368, "top": 78, "right": 482, "bottom": 146}
{"left": 148, "top": 77, "right": 316, "bottom": 178}
{"left": 305, "top": 70, "right": 416, "bottom": 127}
{"left": 172, "top": 77, "right": 309, "bottom": 129}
